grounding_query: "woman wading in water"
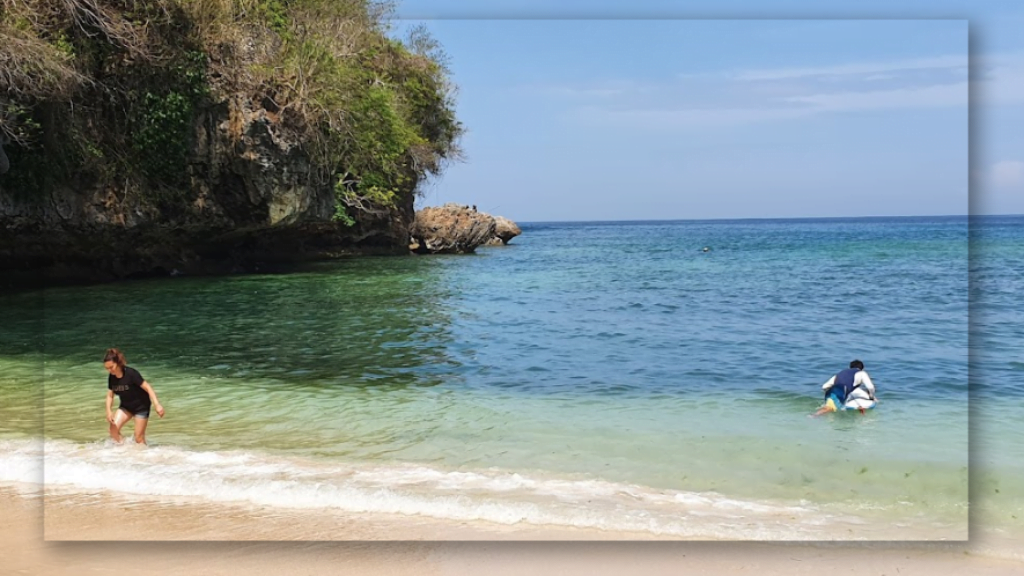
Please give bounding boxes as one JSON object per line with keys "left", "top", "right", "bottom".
{"left": 103, "top": 348, "right": 165, "bottom": 444}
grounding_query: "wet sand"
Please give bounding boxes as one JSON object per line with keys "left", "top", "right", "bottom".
{"left": 4, "top": 486, "right": 1023, "bottom": 576}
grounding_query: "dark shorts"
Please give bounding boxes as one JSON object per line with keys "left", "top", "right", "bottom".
{"left": 120, "top": 407, "right": 150, "bottom": 419}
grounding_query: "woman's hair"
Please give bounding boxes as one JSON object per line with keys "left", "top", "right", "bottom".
{"left": 104, "top": 348, "right": 127, "bottom": 368}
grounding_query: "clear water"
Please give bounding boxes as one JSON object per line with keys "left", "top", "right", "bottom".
{"left": 0, "top": 215, "right": 1013, "bottom": 545}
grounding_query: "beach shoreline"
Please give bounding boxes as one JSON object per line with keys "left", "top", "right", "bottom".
{"left": 5, "top": 486, "right": 1023, "bottom": 576}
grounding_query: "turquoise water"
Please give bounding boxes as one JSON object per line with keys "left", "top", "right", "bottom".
{"left": 0, "top": 215, "right": 1011, "bottom": 544}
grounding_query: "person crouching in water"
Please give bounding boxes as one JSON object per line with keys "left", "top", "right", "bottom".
{"left": 812, "top": 359, "right": 876, "bottom": 416}
{"left": 103, "top": 348, "right": 165, "bottom": 444}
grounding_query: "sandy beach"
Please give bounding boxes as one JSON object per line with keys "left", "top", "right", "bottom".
{"left": 4, "top": 487, "right": 1022, "bottom": 576}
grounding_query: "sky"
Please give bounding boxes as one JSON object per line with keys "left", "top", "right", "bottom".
{"left": 390, "top": 1, "right": 1023, "bottom": 222}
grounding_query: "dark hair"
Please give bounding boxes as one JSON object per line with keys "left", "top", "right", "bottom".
{"left": 850, "top": 359, "right": 864, "bottom": 370}
{"left": 104, "top": 348, "right": 126, "bottom": 368}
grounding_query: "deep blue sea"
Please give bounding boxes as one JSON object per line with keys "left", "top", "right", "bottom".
{"left": 1, "top": 215, "right": 1019, "bottom": 549}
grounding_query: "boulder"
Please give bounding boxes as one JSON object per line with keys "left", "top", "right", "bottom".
{"left": 410, "top": 203, "right": 496, "bottom": 254}
{"left": 492, "top": 215, "right": 521, "bottom": 245}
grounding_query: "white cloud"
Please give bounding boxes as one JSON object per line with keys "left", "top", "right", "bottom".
{"left": 784, "top": 82, "right": 968, "bottom": 111}
{"left": 728, "top": 55, "right": 967, "bottom": 81}
{"left": 991, "top": 161, "right": 1024, "bottom": 188}
{"left": 572, "top": 81, "right": 966, "bottom": 130}
{"left": 552, "top": 53, "right": 975, "bottom": 130}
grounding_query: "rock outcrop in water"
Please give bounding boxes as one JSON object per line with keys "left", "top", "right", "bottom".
{"left": 490, "top": 215, "right": 522, "bottom": 245}
{"left": 410, "top": 203, "right": 495, "bottom": 254}
{"left": 409, "top": 204, "right": 522, "bottom": 253}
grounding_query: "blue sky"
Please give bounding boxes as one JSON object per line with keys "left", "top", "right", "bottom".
{"left": 391, "top": 2, "right": 1022, "bottom": 221}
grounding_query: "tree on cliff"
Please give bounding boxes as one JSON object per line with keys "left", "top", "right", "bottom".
{"left": 0, "top": 0, "right": 462, "bottom": 226}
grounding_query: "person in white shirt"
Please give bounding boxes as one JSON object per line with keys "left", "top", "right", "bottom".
{"left": 812, "top": 359, "right": 877, "bottom": 416}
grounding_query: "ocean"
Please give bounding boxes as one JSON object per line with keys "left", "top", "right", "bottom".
{"left": 0, "top": 215, "right": 1018, "bottom": 550}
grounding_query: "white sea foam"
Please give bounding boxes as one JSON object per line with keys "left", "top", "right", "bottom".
{"left": 0, "top": 438, "right": 43, "bottom": 485}
{"left": 0, "top": 437, "right": 947, "bottom": 541}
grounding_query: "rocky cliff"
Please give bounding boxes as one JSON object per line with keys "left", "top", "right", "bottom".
{"left": 0, "top": 96, "right": 411, "bottom": 286}
{"left": 0, "top": 0, "right": 461, "bottom": 288}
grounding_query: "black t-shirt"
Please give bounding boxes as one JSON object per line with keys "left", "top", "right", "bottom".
{"left": 108, "top": 366, "right": 150, "bottom": 414}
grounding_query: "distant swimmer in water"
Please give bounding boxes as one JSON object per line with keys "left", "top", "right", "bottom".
{"left": 103, "top": 348, "right": 165, "bottom": 445}
{"left": 702, "top": 246, "right": 710, "bottom": 253}
{"left": 812, "top": 359, "right": 877, "bottom": 417}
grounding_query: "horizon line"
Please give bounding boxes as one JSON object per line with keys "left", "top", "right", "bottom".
{"left": 512, "top": 213, "right": 1002, "bottom": 224}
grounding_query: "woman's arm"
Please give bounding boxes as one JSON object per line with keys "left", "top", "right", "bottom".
{"left": 105, "top": 390, "right": 115, "bottom": 424}
{"left": 141, "top": 381, "right": 165, "bottom": 417}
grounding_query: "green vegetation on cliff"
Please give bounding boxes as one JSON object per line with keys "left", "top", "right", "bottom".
{"left": 0, "top": 0, "right": 462, "bottom": 223}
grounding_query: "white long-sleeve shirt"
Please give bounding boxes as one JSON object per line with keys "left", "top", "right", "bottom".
{"left": 822, "top": 371, "right": 876, "bottom": 401}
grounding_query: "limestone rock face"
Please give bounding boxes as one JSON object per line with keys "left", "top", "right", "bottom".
{"left": 192, "top": 96, "right": 334, "bottom": 228}
{"left": 0, "top": 97, "right": 415, "bottom": 287}
{"left": 410, "top": 204, "right": 496, "bottom": 254}
{"left": 0, "top": 140, "right": 8, "bottom": 175}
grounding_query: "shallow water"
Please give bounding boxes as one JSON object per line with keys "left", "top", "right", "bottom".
{"left": 0, "top": 215, "right": 1013, "bottom": 545}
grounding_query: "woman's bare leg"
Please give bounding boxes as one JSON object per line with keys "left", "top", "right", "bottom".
{"left": 132, "top": 416, "right": 149, "bottom": 445}
{"left": 109, "top": 409, "right": 132, "bottom": 443}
